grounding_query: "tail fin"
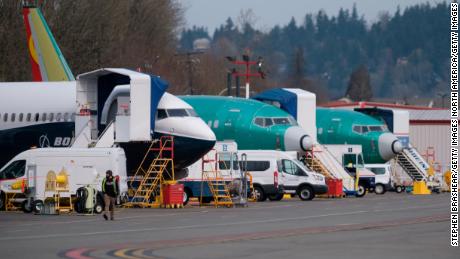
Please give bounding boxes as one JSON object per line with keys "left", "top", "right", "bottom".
{"left": 23, "top": 6, "right": 75, "bottom": 81}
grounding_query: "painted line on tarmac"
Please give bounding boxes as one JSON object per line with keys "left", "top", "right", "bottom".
{"left": 61, "top": 214, "right": 448, "bottom": 259}
{"left": 0, "top": 203, "right": 445, "bottom": 242}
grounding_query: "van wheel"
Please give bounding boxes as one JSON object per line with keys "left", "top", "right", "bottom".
{"left": 375, "top": 184, "right": 386, "bottom": 195}
{"left": 395, "top": 185, "right": 404, "bottom": 193}
{"left": 21, "top": 200, "right": 33, "bottom": 213}
{"left": 253, "top": 186, "right": 266, "bottom": 202}
{"left": 183, "top": 189, "right": 191, "bottom": 205}
{"left": 94, "top": 203, "right": 104, "bottom": 214}
{"left": 268, "top": 193, "right": 283, "bottom": 201}
{"left": 298, "top": 186, "right": 314, "bottom": 201}
{"left": 356, "top": 185, "right": 367, "bottom": 197}
{"left": 33, "top": 200, "right": 44, "bottom": 214}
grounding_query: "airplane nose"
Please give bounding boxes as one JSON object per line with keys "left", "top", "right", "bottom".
{"left": 378, "top": 133, "right": 403, "bottom": 161}
{"left": 284, "top": 126, "right": 313, "bottom": 152}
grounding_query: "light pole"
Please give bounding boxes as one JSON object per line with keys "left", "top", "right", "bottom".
{"left": 226, "top": 55, "right": 265, "bottom": 99}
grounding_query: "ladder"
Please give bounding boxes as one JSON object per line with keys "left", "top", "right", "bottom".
{"left": 201, "top": 152, "right": 233, "bottom": 207}
{"left": 305, "top": 144, "right": 355, "bottom": 191}
{"left": 126, "top": 136, "right": 175, "bottom": 208}
{"left": 395, "top": 146, "right": 428, "bottom": 182}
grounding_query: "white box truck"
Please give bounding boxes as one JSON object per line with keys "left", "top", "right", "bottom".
{"left": 238, "top": 150, "right": 327, "bottom": 201}
{"left": 0, "top": 147, "right": 128, "bottom": 213}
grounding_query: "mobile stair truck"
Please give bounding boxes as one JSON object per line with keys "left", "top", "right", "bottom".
{"left": 180, "top": 141, "right": 248, "bottom": 207}
{"left": 322, "top": 144, "right": 376, "bottom": 197}
{"left": 0, "top": 147, "right": 128, "bottom": 214}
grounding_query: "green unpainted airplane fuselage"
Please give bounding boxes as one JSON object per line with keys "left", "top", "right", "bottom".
{"left": 181, "top": 96, "right": 311, "bottom": 152}
{"left": 316, "top": 108, "right": 402, "bottom": 164}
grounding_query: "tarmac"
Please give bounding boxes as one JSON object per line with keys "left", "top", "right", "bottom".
{"left": 0, "top": 192, "right": 455, "bottom": 259}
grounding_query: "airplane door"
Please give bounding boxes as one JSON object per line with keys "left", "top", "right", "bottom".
{"left": 224, "top": 110, "right": 240, "bottom": 140}
{"left": 328, "top": 118, "right": 341, "bottom": 142}
{"left": 26, "top": 165, "right": 37, "bottom": 195}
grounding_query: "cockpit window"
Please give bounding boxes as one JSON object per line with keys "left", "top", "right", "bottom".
{"left": 157, "top": 109, "right": 167, "bottom": 120}
{"left": 254, "top": 117, "right": 264, "bottom": 127}
{"left": 352, "top": 125, "right": 362, "bottom": 133}
{"left": 186, "top": 109, "right": 199, "bottom": 117}
{"left": 254, "top": 117, "right": 297, "bottom": 127}
{"left": 167, "top": 109, "right": 189, "bottom": 117}
{"left": 273, "top": 118, "right": 290, "bottom": 125}
{"left": 369, "top": 126, "right": 384, "bottom": 132}
{"left": 362, "top": 126, "right": 369, "bottom": 133}
{"left": 0, "top": 160, "right": 26, "bottom": 180}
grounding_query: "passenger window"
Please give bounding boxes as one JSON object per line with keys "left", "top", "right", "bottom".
{"left": 34, "top": 113, "right": 39, "bottom": 122}
{"left": 240, "top": 161, "right": 270, "bottom": 171}
{"left": 3, "top": 113, "right": 8, "bottom": 122}
{"left": 56, "top": 113, "right": 62, "bottom": 121}
{"left": 42, "top": 113, "right": 47, "bottom": 122}
{"left": 63, "top": 113, "right": 69, "bottom": 121}
{"left": 0, "top": 160, "right": 26, "bottom": 180}
{"left": 213, "top": 120, "right": 219, "bottom": 128}
{"left": 19, "top": 113, "right": 24, "bottom": 122}
{"left": 11, "top": 113, "right": 15, "bottom": 122}
{"left": 71, "top": 113, "right": 76, "bottom": 121}
{"left": 49, "top": 113, "right": 54, "bottom": 122}
{"left": 26, "top": 113, "right": 31, "bottom": 122}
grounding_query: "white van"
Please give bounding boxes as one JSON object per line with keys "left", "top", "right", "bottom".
{"left": 239, "top": 150, "right": 327, "bottom": 201}
{"left": 0, "top": 147, "right": 128, "bottom": 213}
{"left": 365, "top": 163, "right": 391, "bottom": 194}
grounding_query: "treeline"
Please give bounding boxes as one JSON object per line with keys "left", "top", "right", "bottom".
{"left": 0, "top": 1, "right": 450, "bottom": 101}
{"left": 180, "top": 3, "right": 450, "bottom": 101}
{"left": 0, "top": 0, "right": 194, "bottom": 93}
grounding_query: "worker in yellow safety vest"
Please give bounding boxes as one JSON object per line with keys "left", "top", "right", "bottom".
{"left": 102, "top": 170, "right": 119, "bottom": 220}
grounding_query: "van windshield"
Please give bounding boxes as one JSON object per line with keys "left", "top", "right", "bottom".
{"left": 0, "top": 160, "right": 26, "bottom": 180}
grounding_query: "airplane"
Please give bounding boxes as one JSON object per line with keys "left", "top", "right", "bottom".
{"left": 0, "top": 6, "right": 216, "bottom": 176}
{"left": 252, "top": 88, "right": 403, "bottom": 164}
{"left": 180, "top": 96, "right": 313, "bottom": 152}
{"left": 316, "top": 107, "right": 403, "bottom": 164}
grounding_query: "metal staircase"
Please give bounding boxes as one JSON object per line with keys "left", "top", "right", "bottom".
{"left": 395, "top": 146, "right": 428, "bottom": 182}
{"left": 201, "top": 152, "right": 233, "bottom": 207}
{"left": 125, "top": 136, "right": 174, "bottom": 208}
{"left": 305, "top": 144, "right": 355, "bottom": 191}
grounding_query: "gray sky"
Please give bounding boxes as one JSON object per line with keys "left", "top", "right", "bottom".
{"left": 180, "top": 0, "right": 447, "bottom": 33}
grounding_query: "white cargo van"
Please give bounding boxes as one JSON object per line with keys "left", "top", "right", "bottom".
{"left": 365, "top": 163, "right": 391, "bottom": 194}
{"left": 238, "top": 150, "right": 327, "bottom": 201}
{"left": 0, "top": 147, "right": 128, "bottom": 213}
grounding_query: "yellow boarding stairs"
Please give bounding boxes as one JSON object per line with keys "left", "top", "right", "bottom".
{"left": 125, "top": 136, "right": 175, "bottom": 208}
{"left": 201, "top": 151, "right": 233, "bottom": 207}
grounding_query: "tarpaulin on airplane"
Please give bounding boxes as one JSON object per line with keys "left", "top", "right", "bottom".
{"left": 149, "top": 74, "right": 168, "bottom": 133}
{"left": 252, "top": 88, "right": 298, "bottom": 119}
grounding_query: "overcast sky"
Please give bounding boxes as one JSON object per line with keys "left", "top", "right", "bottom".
{"left": 180, "top": 0, "right": 447, "bottom": 33}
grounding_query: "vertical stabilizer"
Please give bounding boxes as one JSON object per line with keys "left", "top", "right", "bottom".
{"left": 23, "top": 6, "right": 74, "bottom": 81}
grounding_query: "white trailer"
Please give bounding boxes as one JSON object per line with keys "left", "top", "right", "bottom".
{"left": 0, "top": 147, "right": 128, "bottom": 213}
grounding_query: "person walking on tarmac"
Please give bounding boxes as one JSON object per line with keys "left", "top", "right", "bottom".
{"left": 102, "top": 170, "right": 119, "bottom": 220}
